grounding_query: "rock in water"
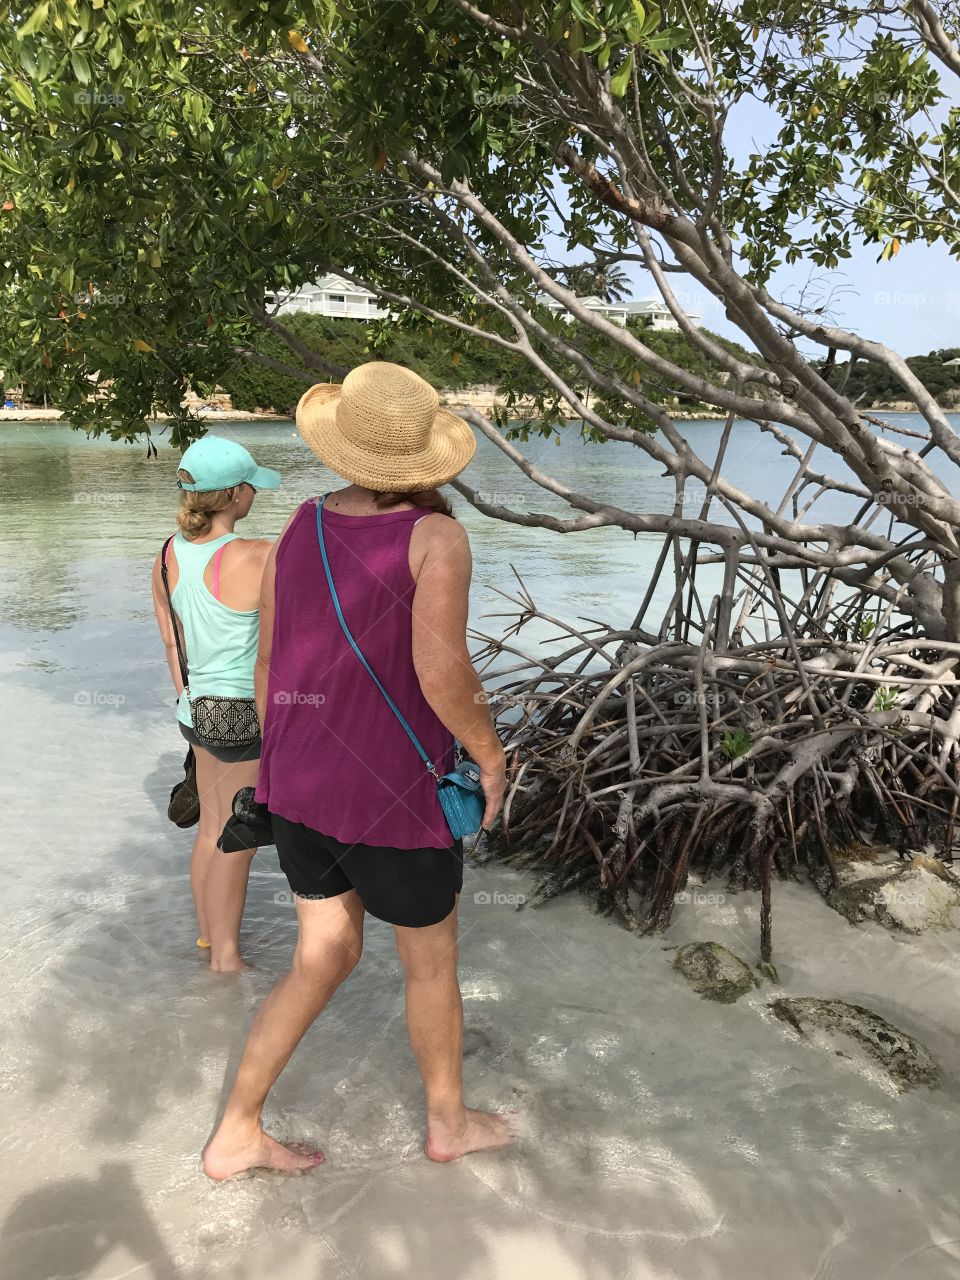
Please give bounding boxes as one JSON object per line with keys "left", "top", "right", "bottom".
{"left": 817, "top": 856, "right": 960, "bottom": 933}
{"left": 672, "top": 942, "right": 759, "bottom": 1004}
{"left": 816, "top": 859, "right": 901, "bottom": 924}
{"left": 770, "top": 997, "right": 939, "bottom": 1092}
{"left": 874, "top": 861, "right": 960, "bottom": 934}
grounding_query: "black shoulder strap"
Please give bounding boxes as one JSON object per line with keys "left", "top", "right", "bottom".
{"left": 160, "top": 536, "right": 190, "bottom": 689}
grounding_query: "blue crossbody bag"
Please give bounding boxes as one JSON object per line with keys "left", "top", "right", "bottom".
{"left": 316, "top": 498, "right": 485, "bottom": 841}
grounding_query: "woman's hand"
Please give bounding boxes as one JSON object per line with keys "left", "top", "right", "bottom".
{"left": 478, "top": 751, "right": 507, "bottom": 830}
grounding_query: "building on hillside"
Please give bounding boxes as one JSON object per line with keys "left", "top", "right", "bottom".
{"left": 536, "top": 292, "right": 700, "bottom": 330}
{"left": 623, "top": 299, "right": 702, "bottom": 330}
{"left": 536, "top": 292, "right": 629, "bottom": 325}
{"left": 264, "top": 273, "right": 701, "bottom": 331}
{"left": 264, "top": 273, "right": 390, "bottom": 320}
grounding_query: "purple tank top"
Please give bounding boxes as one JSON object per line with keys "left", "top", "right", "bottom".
{"left": 255, "top": 499, "right": 455, "bottom": 849}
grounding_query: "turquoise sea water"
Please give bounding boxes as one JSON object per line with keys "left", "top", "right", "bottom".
{"left": 3, "top": 411, "right": 953, "bottom": 653}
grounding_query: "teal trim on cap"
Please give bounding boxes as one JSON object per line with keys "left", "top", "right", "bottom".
{"left": 177, "top": 436, "right": 281, "bottom": 492}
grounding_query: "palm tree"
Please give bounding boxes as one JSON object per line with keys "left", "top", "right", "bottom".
{"left": 560, "top": 262, "right": 631, "bottom": 303}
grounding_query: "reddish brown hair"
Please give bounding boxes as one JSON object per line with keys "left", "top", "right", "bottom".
{"left": 373, "top": 488, "right": 454, "bottom": 518}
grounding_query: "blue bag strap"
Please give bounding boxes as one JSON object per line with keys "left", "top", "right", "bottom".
{"left": 316, "top": 497, "right": 439, "bottom": 778}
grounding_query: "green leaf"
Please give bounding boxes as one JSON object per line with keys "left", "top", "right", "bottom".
{"left": 642, "top": 3, "right": 662, "bottom": 36}
{"left": 18, "top": 42, "right": 37, "bottom": 76}
{"left": 610, "top": 51, "right": 634, "bottom": 98}
{"left": 71, "top": 50, "right": 92, "bottom": 84}
{"left": 17, "top": 1, "right": 49, "bottom": 39}
{"left": 8, "top": 78, "right": 37, "bottom": 112}
{"left": 569, "top": 0, "right": 599, "bottom": 28}
{"left": 646, "top": 28, "right": 688, "bottom": 51}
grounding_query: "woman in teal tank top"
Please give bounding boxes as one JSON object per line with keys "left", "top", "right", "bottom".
{"left": 151, "top": 437, "right": 281, "bottom": 972}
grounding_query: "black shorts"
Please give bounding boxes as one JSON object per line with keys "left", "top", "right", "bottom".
{"left": 179, "top": 721, "right": 261, "bottom": 764}
{"left": 272, "top": 813, "right": 464, "bottom": 929}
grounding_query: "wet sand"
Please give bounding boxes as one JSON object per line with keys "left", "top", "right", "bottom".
{"left": 3, "top": 662, "right": 960, "bottom": 1277}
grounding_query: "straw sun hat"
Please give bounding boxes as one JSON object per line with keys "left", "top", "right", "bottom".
{"left": 296, "top": 361, "right": 476, "bottom": 492}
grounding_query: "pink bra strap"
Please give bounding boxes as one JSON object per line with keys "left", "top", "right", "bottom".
{"left": 212, "top": 544, "right": 227, "bottom": 601}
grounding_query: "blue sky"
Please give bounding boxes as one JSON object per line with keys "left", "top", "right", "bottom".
{"left": 681, "top": 237, "right": 959, "bottom": 359}
{"left": 545, "top": 84, "right": 959, "bottom": 362}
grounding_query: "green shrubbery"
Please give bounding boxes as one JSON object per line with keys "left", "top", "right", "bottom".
{"left": 221, "top": 311, "right": 765, "bottom": 416}
{"left": 818, "top": 349, "right": 960, "bottom": 407}
{"left": 223, "top": 313, "right": 522, "bottom": 414}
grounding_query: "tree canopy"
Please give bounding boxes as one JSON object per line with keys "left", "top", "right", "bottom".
{"left": 1, "top": 0, "right": 958, "bottom": 443}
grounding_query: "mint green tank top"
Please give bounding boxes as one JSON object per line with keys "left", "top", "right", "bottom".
{"left": 170, "top": 532, "right": 259, "bottom": 727}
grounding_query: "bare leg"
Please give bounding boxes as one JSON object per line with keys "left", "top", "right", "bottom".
{"left": 394, "top": 901, "right": 511, "bottom": 1162}
{"left": 204, "top": 756, "right": 260, "bottom": 973}
{"left": 202, "top": 891, "right": 364, "bottom": 1180}
{"left": 189, "top": 745, "right": 219, "bottom": 949}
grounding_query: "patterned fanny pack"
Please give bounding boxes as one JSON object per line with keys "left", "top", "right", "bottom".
{"left": 160, "top": 537, "right": 261, "bottom": 751}
{"left": 190, "top": 693, "right": 260, "bottom": 748}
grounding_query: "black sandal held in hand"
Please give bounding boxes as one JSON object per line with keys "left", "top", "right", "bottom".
{"left": 168, "top": 746, "right": 200, "bottom": 828}
{"left": 218, "top": 786, "right": 275, "bottom": 851}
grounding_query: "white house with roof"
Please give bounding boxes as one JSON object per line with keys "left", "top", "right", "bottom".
{"left": 535, "top": 291, "right": 700, "bottom": 330}
{"left": 266, "top": 273, "right": 700, "bottom": 331}
{"left": 624, "top": 299, "right": 701, "bottom": 330}
{"left": 265, "top": 273, "right": 389, "bottom": 319}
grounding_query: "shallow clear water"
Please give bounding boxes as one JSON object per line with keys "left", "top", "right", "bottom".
{"left": 2, "top": 416, "right": 960, "bottom": 1279}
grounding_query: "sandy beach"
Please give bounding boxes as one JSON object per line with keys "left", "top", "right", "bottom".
{"left": 4, "top": 684, "right": 959, "bottom": 1279}
{"left": 0, "top": 394, "right": 731, "bottom": 425}
{"left": 0, "top": 407, "right": 292, "bottom": 424}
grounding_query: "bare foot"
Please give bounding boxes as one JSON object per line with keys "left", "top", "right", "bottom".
{"left": 209, "top": 954, "right": 251, "bottom": 974}
{"left": 203, "top": 1127, "right": 325, "bottom": 1181}
{"left": 425, "top": 1107, "right": 514, "bottom": 1163}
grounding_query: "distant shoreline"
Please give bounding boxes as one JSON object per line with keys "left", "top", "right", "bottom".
{"left": 0, "top": 408, "right": 292, "bottom": 424}
{"left": 2, "top": 401, "right": 954, "bottom": 425}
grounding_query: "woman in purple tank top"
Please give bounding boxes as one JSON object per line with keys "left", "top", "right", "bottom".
{"left": 204, "top": 363, "right": 511, "bottom": 1179}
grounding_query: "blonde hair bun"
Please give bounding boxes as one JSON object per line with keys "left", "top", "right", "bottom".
{"left": 175, "top": 469, "right": 235, "bottom": 540}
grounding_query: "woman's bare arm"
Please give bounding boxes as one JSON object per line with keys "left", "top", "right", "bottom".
{"left": 410, "top": 515, "right": 506, "bottom": 829}
{"left": 151, "top": 550, "right": 186, "bottom": 699}
{"left": 255, "top": 509, "right": 301, "bottom": 731}
{"left": 255, "top": 543, "right": 277, "bottom": 731}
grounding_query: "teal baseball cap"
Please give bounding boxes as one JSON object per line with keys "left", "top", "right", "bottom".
{"left": 177, "top": 437, "right": 281, "bottom": 492}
